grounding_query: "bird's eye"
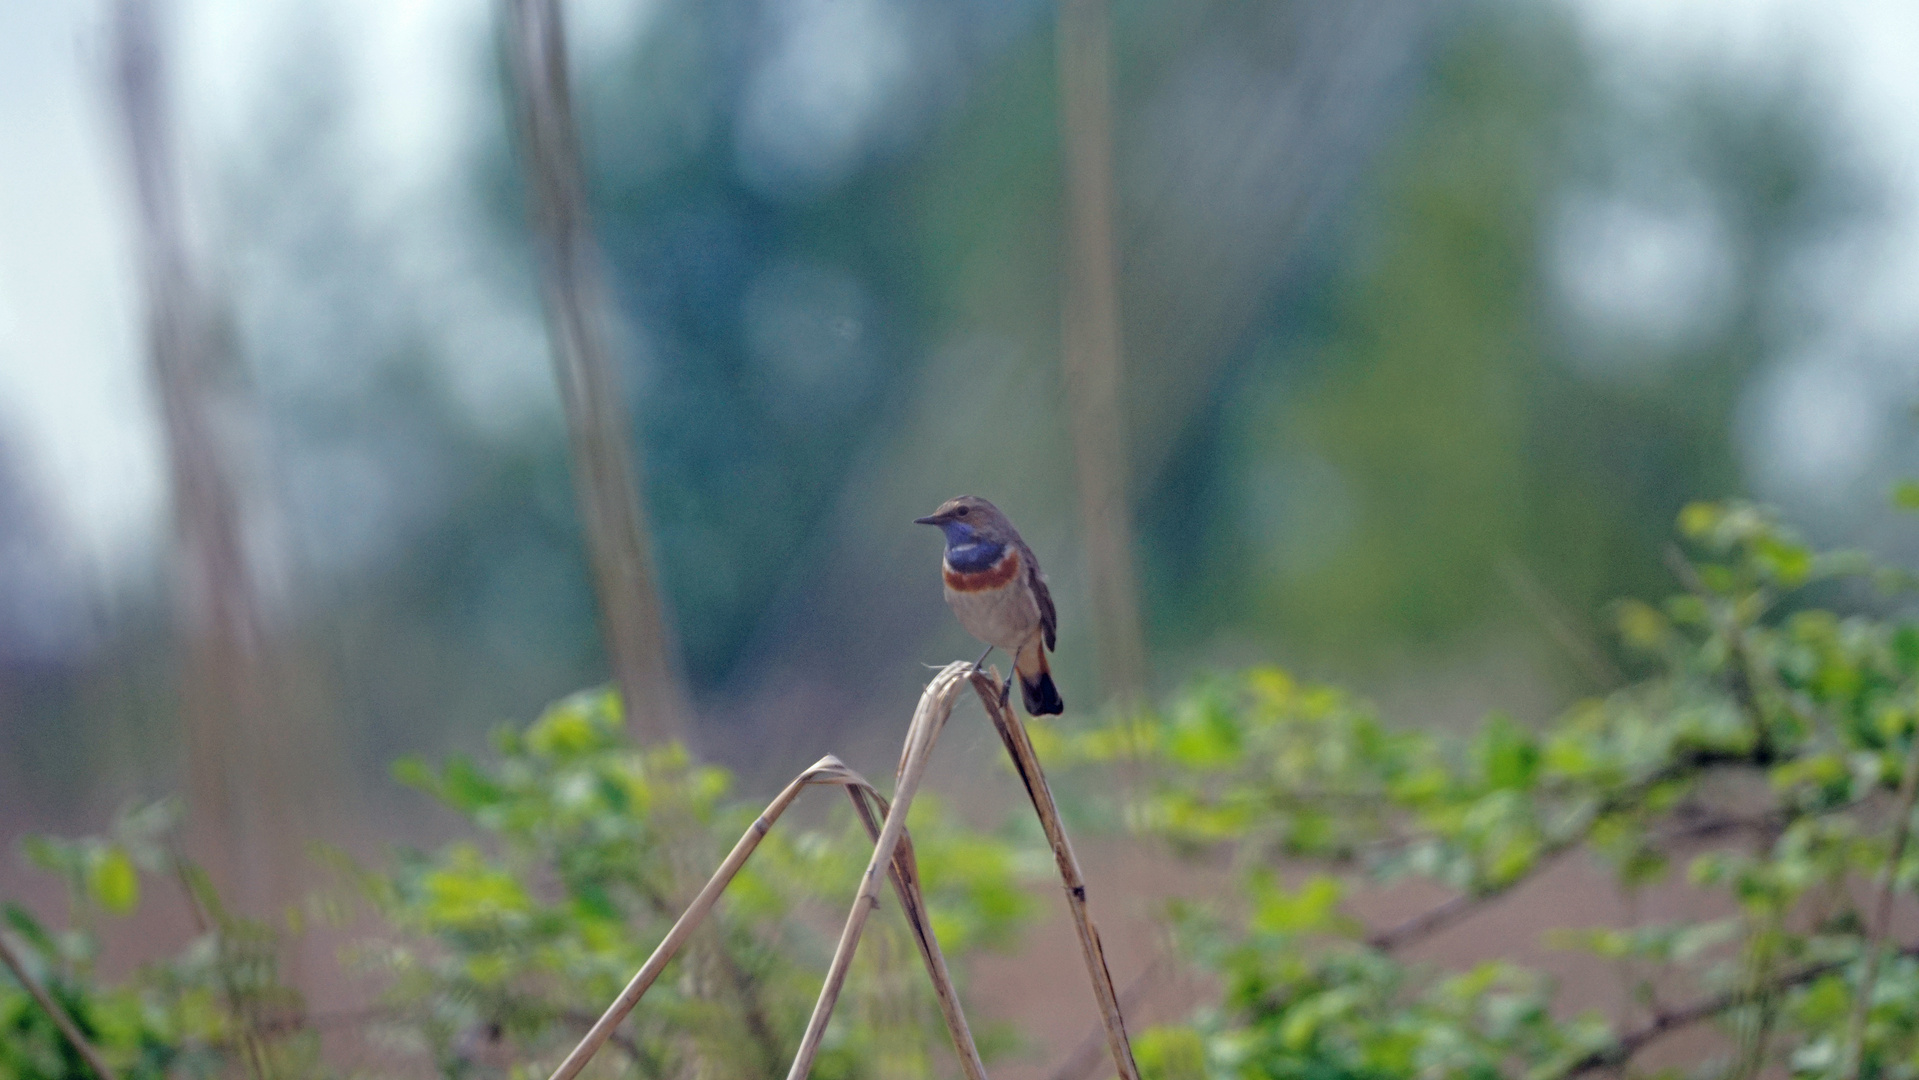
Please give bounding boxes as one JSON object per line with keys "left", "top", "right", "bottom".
{"left": 955, "top": 506, "right": 969, "bottom": 516}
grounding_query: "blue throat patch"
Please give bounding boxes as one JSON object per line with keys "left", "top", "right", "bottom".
{"left": 946, "top": 538, "right": 1006, "bottom": 572}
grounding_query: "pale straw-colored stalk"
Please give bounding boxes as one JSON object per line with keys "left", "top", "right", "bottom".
{"left": 783, "top": 661, "right": 973, "bottom": 1080}
{"left": 549, "top": 658, "right": 1139, "bottom": 1080}
{"left": 548, "top": 662, "right": 987, "bottom": 1080}
{"left": 969, "top": 668, "right": 1141, "bottom": 1080}
{"left": 844, "top": 783, "right": 988, "bottom": 1079}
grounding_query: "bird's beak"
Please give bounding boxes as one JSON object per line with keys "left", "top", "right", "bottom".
{"left": 913, "top": 514, "right": 943, "bottom": 526}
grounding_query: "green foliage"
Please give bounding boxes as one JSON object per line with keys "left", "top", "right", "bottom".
{"left": 3, "top": 690, "right": 1037, "bottom": 1080}
{"left": 1, "top": 801, "right": 313, "bottom": 1080}
{"left": 1058, "top": 501, "right": 1919, "bottom": 1080}
{"left": 362, "top": 688, "right": 1037, "bottom": 1079}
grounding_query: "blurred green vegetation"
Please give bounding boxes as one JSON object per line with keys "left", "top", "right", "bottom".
{"left": 1051, "top": 500, "right": 1919, "bottom": 1079}
{"left": 2, "top": 690, "right": 1038, "bottom": 1080}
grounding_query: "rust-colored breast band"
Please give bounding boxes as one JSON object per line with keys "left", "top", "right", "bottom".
{"left": 944, "top": 548, "right": 1021, "bottom": 592}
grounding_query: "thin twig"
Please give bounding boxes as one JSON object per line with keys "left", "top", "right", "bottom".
{"left": 1366, "top": 848, "right": 1575, "bottom": 953}
{"left": 972, "top": 668, "right": 1141, "bottom": 1080}
{"left": 1557, "top": 942, "right": 1919, "bottom": 1078}
{"left": 1368, "top": 754, "right": 1719, "bottom": 953}
{"left": 1496, "top": 556, "right": 1623, "bottom": 688}
{"left": 0, "top": 930, "right": 117, "bottom": 1080}
{"left": 1841, "top": 732, "right": 1919, "bottom": 1080}
{"left": 785, "top": 662, "right": 973, "bottom": 1080}
{"left": 1058, "top": 0, "right": 1148, "bottom": 700}
{"left": 1047, "top": 955, "right": 1168, "bottom": 1080}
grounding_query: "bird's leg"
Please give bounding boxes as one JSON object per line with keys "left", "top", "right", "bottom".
{"left": 971, "top": 643, "right": 994, "bottom": 676}
{"left": 1000, "top": 673, "right": 1013, "bottom": 707}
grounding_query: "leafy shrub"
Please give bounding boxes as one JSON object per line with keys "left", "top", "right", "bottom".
{"left": 1050, "top": 502, "right": 1919, "bottom": 1080}
{"left": 1, "top": 691, "right": 1037, "bottom": 1080}
{"left": 4, "top": 802, "right": 312, "bottom": 1080}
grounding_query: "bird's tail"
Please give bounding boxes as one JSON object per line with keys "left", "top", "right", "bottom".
{"left": 1015, "top": 642, "right": 1064, "bottom": 716}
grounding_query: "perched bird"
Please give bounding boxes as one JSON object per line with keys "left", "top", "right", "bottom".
{"left": 915, "top": 495, "right": 1063, "bottom": 715}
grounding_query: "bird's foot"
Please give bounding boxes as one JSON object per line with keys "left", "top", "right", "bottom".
{"left": 970, "top": 644, "right": 994, "bottom": 676}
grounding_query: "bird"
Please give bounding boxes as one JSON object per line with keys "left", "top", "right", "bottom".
{"left": 914, "top": 495, "right": 1064, "bottom": 716}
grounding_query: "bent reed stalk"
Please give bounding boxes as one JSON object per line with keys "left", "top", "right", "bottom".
{"left": 547, "top": 659, "right": 1138, "bottom": 1080}
{"left": 548, "top": 662, "right": 986, "bottom": 1080}
{"left": 968, "top": 668, "right": 1141, "bottom": 1080}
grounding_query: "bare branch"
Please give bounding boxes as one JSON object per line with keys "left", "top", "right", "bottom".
{"left": 0, "top": 930, "right": 118, "bottom": 1080}
{"left": 845, "top": 785, "right": 988, "bottom": 1080}
{"left": 550, "top": 663, "right": 990, "bottom": 1080}
{"left": 1559, "top": 944, "right": 1919, "bottom": 1079}
{"left": 1367, "top": 840, "right": 1584, "bottom": 953}
{"left": 545, "top": 755, "right": 855, "bottom": 1080}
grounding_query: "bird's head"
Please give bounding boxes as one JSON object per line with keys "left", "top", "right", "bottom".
{"left": 914, "top": 495, "right": 1013, "bottom": 548}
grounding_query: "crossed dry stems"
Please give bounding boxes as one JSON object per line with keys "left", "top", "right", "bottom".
{"left": 548, "top": 660, "right": 1140, "bottom": 1080}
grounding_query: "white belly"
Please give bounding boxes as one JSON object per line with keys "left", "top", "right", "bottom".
{"left": 944, "top": 579, "right": 1040, "bottom": 652}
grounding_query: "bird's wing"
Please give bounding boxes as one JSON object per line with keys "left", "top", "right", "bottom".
{"left": 1025, "top": 544, "right": 1058, "bottom": 652}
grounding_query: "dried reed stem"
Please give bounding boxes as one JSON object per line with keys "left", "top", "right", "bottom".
{"left": 0, "top": 930, "right": 117, "bottom": 1080}
{"left": 845, "top": 784, "right": 989, "bottom": 1080}
{"left": 548, "top": 754, "right": 850, "bottom": 1080}
{"left": 1048, "top": 956, "right": 1167, "bottom": 1080}
{"left": 549, "top": 666, "right": 989, "bottom": 1080}
{"left": 785, "top": 662, "right": 973, "bottom": 1080}
{"left": 971, "top": 669, "right": 1140, "bottom": 1080}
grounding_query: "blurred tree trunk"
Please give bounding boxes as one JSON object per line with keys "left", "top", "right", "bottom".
{"left": 502, "top": 0, "right": 688, "bottom": 745}
{"left": 1058, "top": 0, "right": 1148, "bottom": 702}
{"left": 111, "top": 0, "right": 299, "bottom": 914}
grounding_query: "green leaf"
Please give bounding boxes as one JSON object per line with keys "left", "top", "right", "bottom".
{"left": 1135, "top": 1025, "right": 1208, "bottom": 1080}
{"left": 1754, "top": 537, "right": 1812, "bottom": 586}
{"left": 87, "top": 847, "right": 140, "bottom": 915}
{"left": 1476, "top": 715, "right": 1539, "bottom": 790}
{"left": 439, "top": 756, "right": 505, "bottom": 812}
{"left": 1892, "top": 624, "right": 1919, "bottom": 677}
{"left": 1249, "top": 873, "right": 1351, "bottom": 936}
{"left": 1678, "top": 502, "right": 1722, "bottom": 540}
{"left": 390, "top": 756, "right": 436, "bottom": 794}
{"left": 2, "top": 902, "right": 57, "bottom": 956}
{"left": 1893, "top": 480, "right": 1919, "bottom": 511}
